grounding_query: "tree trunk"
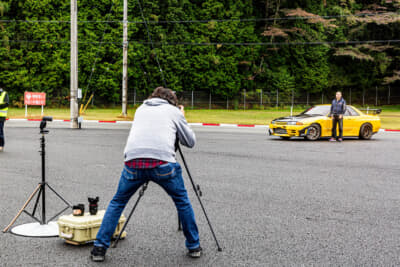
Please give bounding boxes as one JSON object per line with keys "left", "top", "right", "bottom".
{"left": 273, "top": 0, "right": 281, "bottom": 26}
{"left": 270, "top": 0, "right": 281, "bottom": 43}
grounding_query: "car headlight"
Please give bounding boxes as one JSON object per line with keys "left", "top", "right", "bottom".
{"left": 287, "top": 121, "right": 303, "bottom": 125}
{"left": 271, "top": 121, "right": 275, "bottom": 124}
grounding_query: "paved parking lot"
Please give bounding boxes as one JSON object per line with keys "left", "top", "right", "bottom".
{"left": 1, "top": 122, "right": 400, "bottom": 266}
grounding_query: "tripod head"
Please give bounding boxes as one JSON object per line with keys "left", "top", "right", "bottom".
{"left": 40, "top": 116, "right": 53, "bottom": 134}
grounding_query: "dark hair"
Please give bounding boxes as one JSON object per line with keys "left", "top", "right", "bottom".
{"left": 149, "top": 87, "right": 178, "bottom": 106}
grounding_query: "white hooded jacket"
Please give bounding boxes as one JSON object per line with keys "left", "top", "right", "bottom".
{"left": 124, "top": 98, "right": 196, "bottom": 163}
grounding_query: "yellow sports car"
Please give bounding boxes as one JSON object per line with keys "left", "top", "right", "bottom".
{"left": 269, "top": 105, "right": 381, "bottom": 141}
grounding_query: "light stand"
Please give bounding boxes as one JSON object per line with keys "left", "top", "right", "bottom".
{"left": 3, "top": 116, "right": 72, "bottom": 237}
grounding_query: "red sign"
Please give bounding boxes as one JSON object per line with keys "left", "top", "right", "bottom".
{"left": 24, "top": 92, "right": 46, "bottom": 106}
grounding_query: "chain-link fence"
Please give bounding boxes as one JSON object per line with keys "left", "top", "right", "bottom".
{"left": 17, "top": 86, "right": 397, "bottom": 109}
{"left": 126, "top": 86, "right": 400, "bottom": 109}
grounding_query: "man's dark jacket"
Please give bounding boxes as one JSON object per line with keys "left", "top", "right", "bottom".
{"left": 330, "top": 98, "right": 346, "bottom": 115}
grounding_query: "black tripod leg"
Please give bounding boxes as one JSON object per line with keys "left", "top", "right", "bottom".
{"left": 193, "top": 187, "right": 222, "bottom": 251}
{"left": 178, "top": 145, "right": 223, "bottom": 251}
{"left": 112, "top": 181, "right": 149, "bottom": 248}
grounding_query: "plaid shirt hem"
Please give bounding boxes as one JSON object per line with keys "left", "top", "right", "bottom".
{"left": 125, "top": 158, "right": 168, "bottom": 169}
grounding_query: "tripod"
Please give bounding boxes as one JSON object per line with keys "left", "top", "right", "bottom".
{"left": 112, "top": 145, "right": 222, "bottom": 251}
{"left": 3, "top": 117, "right": 72, "bottom": 236}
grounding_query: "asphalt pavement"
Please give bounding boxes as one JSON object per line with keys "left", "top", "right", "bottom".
{"left": 1, "top": 122, "right": 400, "bottom": 266}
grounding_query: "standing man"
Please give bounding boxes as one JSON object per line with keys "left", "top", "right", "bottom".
{"left": 0, "top": 87, "right": 9, "bottom": 152}
{"left": 329, "top": 91, "right": 346, "bottom": 142}
{"left": 90, "top": 87, "right": 201, "bottom": 262}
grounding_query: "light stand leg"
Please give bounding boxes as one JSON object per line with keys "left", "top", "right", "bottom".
{"left": 2, "top": 184, "right": 41, "bottom": 233}
{"left": 46, "top": 183, "right": 72, "bottom": 207}
{"left": 22, "top": 210, "right": 42, "bottom": 224}
{"left": 47, "top": 206, "right": 72, "bottom": 223}
{"left": 178, "top": 145, "right": 223, "bottom": 251}
{"left": 31, "top": 186, "right": 43, "bottom": 218}
{"left": 112, "top": 181, "right": 149, "bottom": 248}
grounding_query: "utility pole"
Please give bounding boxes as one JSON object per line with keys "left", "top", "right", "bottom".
{"left": 121, "top": 0, "right": 128, "bottom": 116}
{"left": 70, "top": 0, "right": 79, "bottom": 129}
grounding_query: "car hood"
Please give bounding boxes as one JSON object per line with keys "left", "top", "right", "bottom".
{"left": 273, "top": 114, "right": 318, "bottom": 122}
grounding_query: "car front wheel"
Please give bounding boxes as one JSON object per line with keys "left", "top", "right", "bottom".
{"left": 305, "top": 124, "right": 321, "bottom": 141}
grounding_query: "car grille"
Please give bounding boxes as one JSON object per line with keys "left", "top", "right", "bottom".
{"left": 274, "top": 128, "right": 287, "bottom": 134}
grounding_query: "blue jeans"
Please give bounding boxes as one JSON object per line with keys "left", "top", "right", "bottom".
{"left": 0, "top": 120, "right": 4, "bottom": 147}
{"left": 94, "top": 162, "right": 200, "bottom": 250}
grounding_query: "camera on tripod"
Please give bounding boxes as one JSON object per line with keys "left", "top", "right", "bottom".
{"left": 40, "top": 116, "right": 53, "bottom": 134}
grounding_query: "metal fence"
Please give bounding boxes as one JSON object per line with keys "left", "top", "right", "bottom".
{"left": 127, "top": 86, "right": 400, "bottom": 109}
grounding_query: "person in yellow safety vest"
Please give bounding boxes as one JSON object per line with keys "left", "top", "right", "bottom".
{"left": 0, "top": 87, "right": 9, "bottom": 152}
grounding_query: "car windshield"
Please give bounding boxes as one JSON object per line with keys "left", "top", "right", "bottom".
{"left": 301, "top": 105, "right": 330, "bottom": 116}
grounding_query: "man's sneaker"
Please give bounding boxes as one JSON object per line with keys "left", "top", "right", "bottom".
{"left": 338, "top": 138, "right": 343, "bottom": 142}
{"left": 329, "top": 138, "right": 336, "bottom": 142}
{"left": 188, "top": 246, "right": 202, "bottom": 258}
{"left": 90, "top": 246, "right": 106, "bottom": 262}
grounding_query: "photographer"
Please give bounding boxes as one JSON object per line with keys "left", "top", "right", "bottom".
{"left": 0, "top": 87, "right": 9, "bottom": 152}
{"left": 91, "top": 87, "right": 201, "bottom": 262}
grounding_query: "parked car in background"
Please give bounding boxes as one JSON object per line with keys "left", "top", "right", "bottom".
{"left": 268, "top": 105, "right": 381, "bottom": 141}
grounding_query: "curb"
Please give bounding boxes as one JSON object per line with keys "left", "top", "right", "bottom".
{"left": 5, "top": 118, "right": 399, "bottom": 132}
{"left": 383, "top": 129, "right": 400, "bottom": 132}
{"left": 5, "top": 118, "right": 269, "bottom": 128}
